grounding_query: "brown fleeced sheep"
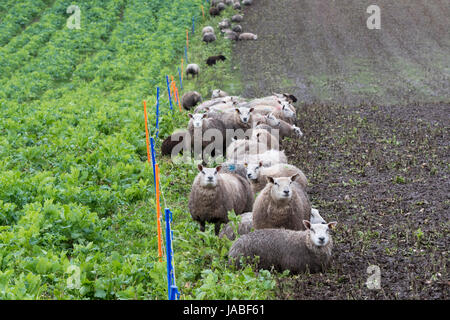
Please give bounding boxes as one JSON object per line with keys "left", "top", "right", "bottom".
{"left": 189, "top": 165, "right": 254, "bottom": 235}
{"left": 206, "top": 55, "right": 226, "bottom": 66}
{"left": 209, "top": 7, "right": 220, "bottom": 16}
{"left": 246, "top": 162, "right": 307, "bottom": 194}
{"left": 228, "top": 220, "right": 337, "bottom": 273}
{"left": 161, "top": 130, "right": 188, "bottom": 157}
{"left": 252, "top": 175, "right": 311, "bottom": 231}
{"left": 182, "top": 91, "right": 202, "bottom": 110}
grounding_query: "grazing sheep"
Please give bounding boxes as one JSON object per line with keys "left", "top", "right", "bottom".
{"left": 161, "top": 130, "right": 188, "bottom": 156}
{"left": 232, "top": 25, "right": 243, "bottom": 33}
{"left": 202, "top": 26, "right": 214, "bottom": 35}
{"left": 225, "top": 0, "right": 234, "bottom": 5}
{"left": 202, "top": 32, "right": 217, "bottom": 44}
{"left": 186, "top": 64, "right": 200, "bottom": 79}
{"left": 219, "top": 212, "right": 253, "bottom": 240}
{"left": 231, "top": 14, "right": 243, "bottom": 22}
{"left": 189, "top": 165, "right": 254, "bottom": 235}
{"left": 267, "top": 118, "right": 303, "bottom": 139}
{"left": 246, "top": 162, "right": 307, "bottom": 194}
{"left": 182, "top": 91, "right": 202, "bottom": 110}
{"left": 252, "top": 175, "right": 311, "bottom": 231}
{"left": 209, "top": 7, "right": 221, "bottom": 16}
{"left": 233, "top": 1, "right": 241, "bottom": 10}
{"left": 238, "top": 32, "right": 258, "bottom": 40}
{"left": 211, "top": 89, "right": 229, "bottom": 99}
{"left": 206, "top": 55, "right": 226, "bottom": 66}
{"left": 242, "top": 0, "right": 253, "bottom": 5}
{"left": 228, "top": 220, "right": 337, "bottom": 273}
{"left": 217, "top": 2, "right": 226, "bottom": 11}
{"left": 207, "top": 107, "right": 254, "bottom": 131}
{"left": 218, "top": 19, "right": 231, "bottom": 30}
{"left": 224, "top": 30, "right": 239, "bottom": 41}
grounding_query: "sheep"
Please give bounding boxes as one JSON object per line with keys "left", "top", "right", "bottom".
{"left": 186, "top": 64, "right": 199, "bottom": 79}
{"left": 209, "top": 7, "right": 221, "bottom": 16}
{"left": 202, "top": 26, "right": 214, "bottom": 36}
{"left": 264, "top": 117, "right": 303, "bottom": 139}
{"left": 232, "top": 25, "right": 243, "bottom": 33}
{"left": 228, "top": 220, "right": 337, "bottom": 273}
{"left": 161, "top": 130, "right": 188, "bottom": 157}
{"left": 218, "top": 19, "right": 231, "bottom": 30}
{"left": 220, "top": 161, "right": 248, "bottom": 179}
{"left": 226, "top": 138, "right": 268, "bottom": 161}
{"left": 225, "top": 0, "right": 234, "bottom": 5}
{"left": 206, "top": 55, "right": 226, "bottom": 66}
{"left": 211, "top": 89, "right": 229, "bottom": 99}
{"left": 310, "top": 208, "right": 326, "bottom": 224}
{"left": 202, "top": 32, "right": 217, "bottom": 45}
{"left": 219, "top": 212, "right": 253, "bottom": 240}
{"left": 242, "top": 0, "right": 253, "bottom": 5}
{"left": 182, "top": 91, "right": 202, "bottom": 110}
{"left": 188, "top": 165, "right": 254, "bottom": 235}
{"left": 231, "top": 14, "right": 243, "bottom": 22}
{"left": 238, "top": 32, "right": 258, "bottom": 41}
{"left": 220, "top": 208, "right": 324, "bottom": 241}
{"left": 246, "top": 162, "right": 307, "bottom": 194}
{"left": 250, "top": 128, "right": 279, "bottom": 151}
{"left": 230, "top": 149, "right": 288, "bottom": 167}
{"left": 233, "top": 1, "right": 241, "bottom": 10}
{"left": 207, "top": 107, "right": 254, "bottom": 131}
{"left": 251, "top": 103, "right": 296, "bottom": 124}
{"left": 188, "top": 113, "right": 226, "bottom": 156}
{"left": 224, "top": 30, "right": 239, "bottom": 41}
{"left": 217, "top": 2, "right": 226, "bottom": 11}
{"left": 252, "top": 175, "right": 311, "bottom": 231}
{"left": 211, "top": 0, "right": 223, "bottom": 5}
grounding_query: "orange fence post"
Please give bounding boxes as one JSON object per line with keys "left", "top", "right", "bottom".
{"left": 155, "top": 164, "right": 163, "bottom": 262}
{"left": 201, "top": 5, "right": 205, "bottom": 18}
{"left": 186, "top": 29, "right": 189, "bottom": 49}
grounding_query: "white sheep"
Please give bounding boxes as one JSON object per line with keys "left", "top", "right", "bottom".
{"left": 186, "top": 64, "right": 200, "bottom": 79}
{"left": 228, "top": 220, "right": 337, "bottom": 273}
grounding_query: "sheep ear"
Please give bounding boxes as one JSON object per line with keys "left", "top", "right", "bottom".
{"left": 188, "top": 113, "right": 193, "bottom": 118}
{"left": 256, "top": 120, "right": 262, "bottom": 126}
{"left": 215, "top": 165, "right": 222, "bottom": 172}
{"left": 205, "top": 107, "right": 210, "bottom": 111}
{"left": 198, "top": 164, "right": 203, "bottom": 172}
{"left": 290, "top": 173, "right": 299, "bottom": 182}
{"left": 249, "top": 107, "right": 254, "bottom": 113}
{"left": 235, "top": 108, "right": 241, "bottom": 114}
{"left": 303, "top": 220, "right": 311, "bottom": 230}
{"left": 244, "top": 162, "right": 248, "bottom": 167}
{"left": 266, "top": 176, "right": 275, "bottom": 184}
{"left": 202, "top": 113, "right": 208, "bottom": 119}
{"left": 259, "top": 161, "right": 263, "bottom": 167}
{"left": 328, "top": 221, "right": 337, "bottom": 230}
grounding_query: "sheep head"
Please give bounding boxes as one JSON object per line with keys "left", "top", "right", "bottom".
{"left": 197, "top": 164, "right": 222, "bottom": 188}
{"left": 266, "top": 174, "right": 299, "bottom": 202}
{"left": 303, "top": 220, "right": 337, "bottom": 247}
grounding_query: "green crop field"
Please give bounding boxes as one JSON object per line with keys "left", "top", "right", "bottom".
{"left": 0, "top": 0, "right": 275, "bottom": 299}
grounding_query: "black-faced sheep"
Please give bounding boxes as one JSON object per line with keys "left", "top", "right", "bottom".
{"left": 206, "top": 55, "right": 226, "bottom": 66}
{"left": 228, "top": 220, "right": 337, "bottom": 273}
{"left": 182, "top": 91, "right": 202, "bottom": 110}
{"left": 186, "top": 64, "right": 200, "bottom": 79}
{"left": 252, "top": 175, "right": 311, "bottom": 231}
{"left": 189, "top": 165, "right": 254, "bottom": 235}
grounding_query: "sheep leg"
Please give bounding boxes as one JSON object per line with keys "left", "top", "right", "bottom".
{"left": 199, "top": 221, "right": 205, "bottom": 232}
{"left": 214, "top": 223, "right": 221, "bottom": 236}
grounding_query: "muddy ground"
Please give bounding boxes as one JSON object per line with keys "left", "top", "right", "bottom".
{"left": 233, "top": 0, "right": 449, "bottom": 299}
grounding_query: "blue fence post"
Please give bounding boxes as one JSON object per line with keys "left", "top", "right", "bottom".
{"left": 155, "top": 87, "right": 160, "bottom": 138}
{"left": 165, "top": 208, "right": 179, "bottom": 300}
{"left": 150, "top": 137, "right": 156, "bottom": 189}
{"left": 166, "top": 75, "right": 173, "bottom": 110}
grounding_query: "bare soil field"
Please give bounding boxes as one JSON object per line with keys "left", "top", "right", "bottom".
{"left": 233, "top": 0, "right": 449, "bottom": 299}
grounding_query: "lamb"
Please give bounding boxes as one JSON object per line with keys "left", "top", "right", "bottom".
{"left": 189, "top": 165, "right": 254, "bottom": 235}
{"left": 211, "top": 89, "right": 229, "bottom": 99}
{"left": 246, "top": 162, "right": 307, "bottom": 194}
{"left": 202, "top": 26, "right": 214, "bottom": 36}
{"left": 219, "top": 212, "right": 253, "bottom": 240}
{"left": 202, "top": 32, "right": 217, "bottom": 45}
{"left": 182, "top": 91, "right": 202, "bottom": 110}
{"left": 231, "top": 14, "right": 243, "bottom": 22}
{"left": 206, "top": 55, "right": 226, "bottom": 66}
{"left": 220, "top": 208, "right": 324, "bottom": 241}
{"left": 238, "top": 32, "right": 258, "bottom": 40}
{"left": 232, "top": 25, "right": 243, "bottom": 33}
{"left": 252, "top": 175, "right": 311, "bottom": 231}
{"left": 186, "top": 63, "right": 200, "bottom": 79}
{"left": 228, "top": 220, "right": 337, "bottom": 273}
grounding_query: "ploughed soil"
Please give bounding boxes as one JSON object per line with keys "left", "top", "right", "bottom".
{"left": 232, "top": 0, "right": 449, "bottom": 299}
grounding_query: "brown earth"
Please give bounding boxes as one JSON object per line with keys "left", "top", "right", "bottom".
{"left": 232, "top": 0, "right": 449, "bottom": 299}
